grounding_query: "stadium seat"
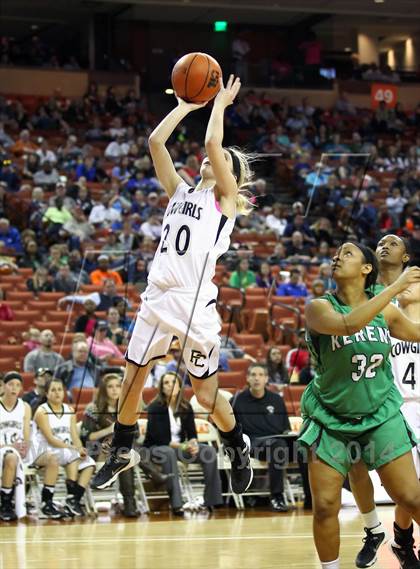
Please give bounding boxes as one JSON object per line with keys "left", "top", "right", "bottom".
{"left": 0, "top": 357, "right": 16, "bottom": 372}
{"left": 228, "top": 359, "right": 251, "bottom": 374}
{"left": 0, "top": 321, "right": 30, "bottom": 334}
{"left": 38, "top": 292, "right": 66, "bottom": 302}
{"left": 218, "top": 372, "right": 245, "bottom": 389}
{"left": 0, "top": 345, "right": 27, "bottom": 362}
{"left": 13, "top": 310, "right": 43, "bottom": 322}
{"left": 21, "top": 372, "right": 34, "bottom": 393}
{"left": 233, "top": 333, "right": 264, "bottom": 346}
{"left": 27, "top": 301, "right": 58, "bottom": 312}
{"left": 34, "top": 321, "right": 69, "bottom": 334}
{"left": 142, "top": 387, "right": 157, "bottom": 404}
{"left": 7, "top": 291, "right": 34, "bottom": 302}
{"left": 71, "top": 387, "right": 96, "bottom": 406}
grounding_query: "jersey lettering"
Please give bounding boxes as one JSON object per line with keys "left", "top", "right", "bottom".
{"left": 331, "top": 326, "right": 390, "bottom": 352}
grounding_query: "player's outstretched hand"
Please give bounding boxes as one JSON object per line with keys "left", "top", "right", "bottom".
{"left": 394, "top": 266, "right": 420, "bottom": 293}
{"left": 214, "top": 74, "right": 241, "bottom": 108}
{"left": 175, "top": 95, "right": 207, "bottom": 112}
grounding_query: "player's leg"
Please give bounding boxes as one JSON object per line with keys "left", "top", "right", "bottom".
{"left": 378, "top": 454, "right": 420, "bottom": 568}
{"left": 349, "top": 461, "right": 388, "bottom": 569}
{"left": 185, "top": 321, "right": 253, "bottom": 494}
{"left": 189, "top": 371, "right": 253, "bottom": 494}
{"left": 33, "top": 451, "right": 64, "bottom": 519}
{"left": 0, "top": 451, "right": 18, "bottom": 521}
{"left": 308, "top": 451, "right": 344, "bottom": 568}
{"left": 92, "top": 315, "right": 172, "bottom": 490}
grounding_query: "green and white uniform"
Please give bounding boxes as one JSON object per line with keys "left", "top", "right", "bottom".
{"left": 298, "top": 292, "right": 416, "bottom": 476}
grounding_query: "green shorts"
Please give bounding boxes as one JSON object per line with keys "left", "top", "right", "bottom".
{"left": 298, "top": 383, "right": 416, "bottom": 477}
{"left": 299, "top": 411, "right": 416, "bottom": 477}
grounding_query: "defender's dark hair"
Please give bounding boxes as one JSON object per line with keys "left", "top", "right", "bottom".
{"left": 349, "top": 241, "right": 379, "bottom": 290}
{"left": 400, "top": 236, "right": 411, "bottom": 268}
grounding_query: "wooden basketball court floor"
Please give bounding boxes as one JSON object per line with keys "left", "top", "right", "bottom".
{"left": 1, "top": 505, "right": 417, "bottom": 569}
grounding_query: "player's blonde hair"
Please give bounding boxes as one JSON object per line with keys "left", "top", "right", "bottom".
{"left": 226, "top": 146, "right": 256, "bottom": 216}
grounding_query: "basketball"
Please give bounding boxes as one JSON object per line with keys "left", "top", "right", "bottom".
{"left": 171, "top": 52, "right": 222, "bottom": 104}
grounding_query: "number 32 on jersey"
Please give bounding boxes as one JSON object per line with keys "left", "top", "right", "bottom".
{"left": 351, "top": 353, "right": 384, "bottom": 382}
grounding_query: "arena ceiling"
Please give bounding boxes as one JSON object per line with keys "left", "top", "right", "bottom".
{"left": 1, "top": 0, "right": 419, "bottom": 39}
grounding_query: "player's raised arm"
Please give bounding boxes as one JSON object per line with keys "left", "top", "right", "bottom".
{"left": 205, "top": 75, "right": 241, "bottom": 200}
{"left": 148, "top": 97, "right": 206, "bottom": 197}
{"left": 306, "top": 266, "right": 420, "bottom": 336}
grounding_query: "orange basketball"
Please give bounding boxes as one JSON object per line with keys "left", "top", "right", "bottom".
{"left": 171, "top": 52, "right": 222, "bottom": 104}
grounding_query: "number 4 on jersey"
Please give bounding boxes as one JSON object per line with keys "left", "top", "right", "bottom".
{"left": 402, "top": 361, "right": 416, "bottom": 389}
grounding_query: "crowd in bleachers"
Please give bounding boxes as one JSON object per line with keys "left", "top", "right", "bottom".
{"left": 0, "top": 80, "right": 419, "bottom": 521}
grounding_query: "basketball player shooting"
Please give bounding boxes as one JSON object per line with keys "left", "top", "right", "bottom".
{"left": 92, "top": 75, "right": 254, "bottom": 495}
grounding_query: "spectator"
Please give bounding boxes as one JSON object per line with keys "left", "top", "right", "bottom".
{"left": 56, "top": 339, "right": 98, "bottom": 391}
{"left": 0, "top": 286, "right": 14, "bottom": 321}
{"left": 75, "top": 156, "right": 97, "bottom": 182}
{"left": 43, "top": 197, "right": 73, "bottom": 240}
{"left": 18, "top": 240, "right": 44, "bottom": 270}
{"left": 143, "top": 371, "right": 223, "bottom": 515}
{"left": 22, "top": 327, "right": 41, "bottom": 352}
{"left": 285, "top": 231, "right": 312, "bottom": 262}
{"left": 90, "top": 254, "right": 123, "bottom": 286}
{"left": 256, "top": 261, "right": 275, "bottom": 289}
{"left": 53, "top": 263, "right": 79, "bottom": 294}
{"left": 36, "top": 138, "right": 57, "bottom": 165}
{"left": 23, "top": 329, "right": 64, "bottom": 373}
{"left": 86, "top": 320, "right": 124, "bottom": 362}
{"left": 59, "top": 279, "right": 124, "bottom": 312}
{"left": 22, "top": 367, "right": 53, "bottom": 412}
{"left": 318, "top": 262, "right": 335, "bottom": 291}
{"left": 106, "top": 307, "right": 125, "bottom": 346}
{"left": 0, "top": 218, "right": 22, "bottom": 253}
{"left": 267, "top": 243, "right": 288, "bottom": 267}
{"left": 285, "top": 330, "right": 310, "bottom": 380}
{"left": 27, "top": 266, "right": 53, "bottom": 294}
{"left": 140, "top": 211, "right": 162, "bottom": 240}
{"left": 74, "top": 298, "right": 98, "bottom": 336}
{"left": 306, "top": 279, "right": 326, "bottom": 304}
{"left": 10, "top": 129, "right": 38, "bottom": 156}
{"left": 0, "top": 159, "right": 20, "bottom": 191}
{"left": 62, "top": 206, "right": 94, "bottom": 243}
{"left": 266, "top": 346, "right": 289, "bottom": 386}
{"left": 386, "top": 187, "right": 408, "bottom": 227}
{"left": 229, "top": 258, "right": 256, "bottom": 290}
{"left": 104, "top": 134, "right": 129, "bottom": 160}
{"left": 33, "top": 160, "right": 59, "bottom": 189}
{"left": 276, "top": 268, "right": 308, "bottom": 297}
{"left": 232, "top": 363, "right": 290, "bottom": 512}
{"left": 265, "top": 203, "right": 288, "bottom": 237}
{"left": 88, "top": 193, "right": 122, "bottom": 227}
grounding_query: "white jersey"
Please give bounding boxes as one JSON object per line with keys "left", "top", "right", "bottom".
{"left": 147, "top": 182, "right": 235, "bottom": 291}
{"left": 0, "top": 398, "right": 25, "bottom": 446}
{"left": 34, "top": 402, "right": 73, "bottom": 447}
{"left": 390, "top": 337, "right": 420, "bottom": 402}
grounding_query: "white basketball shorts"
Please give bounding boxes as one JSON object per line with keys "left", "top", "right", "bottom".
{"left": 126, "top": 282, "right": 221, "bottom": 379}
{"left": 401, "top": 400, "right": 420, "bottom": 477}
{"left": 28, "top": 443, "right": 96, "bottom": 470}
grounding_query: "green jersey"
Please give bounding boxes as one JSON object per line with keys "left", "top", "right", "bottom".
{"left": 306, "top": 292, "right": 400, "bottom": 418}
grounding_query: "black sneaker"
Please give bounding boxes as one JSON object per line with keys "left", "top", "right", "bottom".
{"left": 390, "top": 542, "right": 420, "bottom": 568}
{"left": 39, "top": 501, "right": 67, "bottom": 520}
{"left": 270, "top": 497, "right": 289, "bottom": 513}
{"left": 64, "top": 497, "right": 85, "bottom": 517}
{"left": 225, "top": 434, "right": 253, "bottom": 494}
{"left": 91, "top": 449, "right": 140, "bottom": 490}
{"left": 0, "top": 501, "right": 17, "bottom": 522}
{"left": 356, "top": 527, "right": 388, "bottom": 568}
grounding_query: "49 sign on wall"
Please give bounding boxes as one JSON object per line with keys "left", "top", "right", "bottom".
{"left": 371, "top": 83, "right": 398, "bottom": 109}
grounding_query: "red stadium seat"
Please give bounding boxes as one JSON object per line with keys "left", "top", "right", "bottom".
{"left": 0, "top": 345, "right": 27, "bottom": 362}
{"left": 228, "top": 359, "right": 251, "bottom": 374}
{"left": 142, "top": 388, "right": 157, "bottom": 404}
{"left": 21, "top": 372, "right": 35, "bottom": 393}
{"left": 7, "top": 291, "right": 34, "bottom": 302}
{"left": 0, "top": 321, "right": 30, "bottom": 334}
{"left": 13, "top": 310, "right": 43, "bottom": 322}
{"left": 233, "top": 333, "right": 264, "bottom": 346}
{"left": 218, "top": 371, "right": 245, "bottom": 389}
{"left": 27, "top": 301, "right": 58, "bottom": 312}
{"left": 0, "top": 358, "right": 16, "bottom": 372}
{"left": 34, "top": 321, "right": 70, "bottom": 334}
{"left": 38, "top": 292, "right": 66, "bottom": 302}
{"left": 71, "top": 387, "right": 96, "bottom": 406}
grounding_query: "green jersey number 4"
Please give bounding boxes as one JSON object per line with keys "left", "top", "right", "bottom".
{"left": 351, "top": 354, "right": 384, "bottom": 382}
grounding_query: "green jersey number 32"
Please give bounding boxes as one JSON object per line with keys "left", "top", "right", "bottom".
{"left": 351, "top": 354, "right": 384, "bottom": 382}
